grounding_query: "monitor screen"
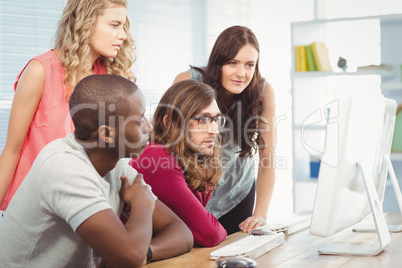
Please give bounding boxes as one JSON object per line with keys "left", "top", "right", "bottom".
{"left": 309, "top": 93, "right": 397, "bottom": 256}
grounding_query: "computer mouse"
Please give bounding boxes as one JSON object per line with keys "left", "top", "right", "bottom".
{"left": 215, "top": 256, "right": 257, "bottom": 268}
{"left": 249, "top": 227, "right": 276, "bottom": 236}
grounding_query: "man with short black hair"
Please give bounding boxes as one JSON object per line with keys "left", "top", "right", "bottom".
{"left": 0, "top": 74, "right": 193, "bottom": 267}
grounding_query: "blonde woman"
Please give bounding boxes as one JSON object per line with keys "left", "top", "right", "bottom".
{"left": 0, "top": 0, "right": 136, "bottom": 211}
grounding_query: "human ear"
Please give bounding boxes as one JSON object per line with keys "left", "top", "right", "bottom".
{"left": 163, "top": 115, "right": 168, "bottom": 128}
{"left": 98, "top": 125, "right": 116, "bottom": 144}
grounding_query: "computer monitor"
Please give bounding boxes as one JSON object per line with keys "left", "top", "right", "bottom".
{"left": 309, "top": 93, "right": 399, "bottom": 256}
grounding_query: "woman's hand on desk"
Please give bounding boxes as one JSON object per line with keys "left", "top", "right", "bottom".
{"left": 238, "top": 216, "right": 267, "bottom": 233}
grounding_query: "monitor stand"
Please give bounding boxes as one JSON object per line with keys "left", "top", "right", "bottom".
{"left": 353, "top": 154, "right": 402, "bottom": 233}
{"left": 318, "top": 161, "right": 391, "bottom": 256}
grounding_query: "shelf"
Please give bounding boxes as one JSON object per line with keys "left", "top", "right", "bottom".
{"left": 293, "top": 69, "right": 396, "bottom": 78}
{"left": 291, "top": 13, "right": 402, "bottom": 213}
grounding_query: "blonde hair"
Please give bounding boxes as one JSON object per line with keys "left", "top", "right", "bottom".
{"left": 55, "top": 0, "right": 136, "bottom": 99}
{"left": 152, "top": 80, "right": 222, "bottom": 193}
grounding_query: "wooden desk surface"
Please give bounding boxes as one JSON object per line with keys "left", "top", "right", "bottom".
{"left": 147, "top": 214, "right": 402, "bottom": 268}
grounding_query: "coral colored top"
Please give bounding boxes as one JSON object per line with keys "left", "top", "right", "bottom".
{"left": 0, "top": 50, "right": 106, "bottom": 210}
{"left": 129, "top": 143, "right": 227, "bottom": 247}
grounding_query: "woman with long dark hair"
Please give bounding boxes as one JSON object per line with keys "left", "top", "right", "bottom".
{"left": 174, "top": 25, "right": 276, "bottom": 235}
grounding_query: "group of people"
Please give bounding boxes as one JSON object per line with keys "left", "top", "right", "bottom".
{"left": 0, "top": 0, "right": 276, "bottom": 267}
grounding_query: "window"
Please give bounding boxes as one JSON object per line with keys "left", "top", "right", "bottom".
{"left": 128, "top": 0, "right": 252, "bottom": 119}
{"left": 0, "top": 0, "right": 252, "bottom": 151}
{"left": 0, "top": 0, "right": 65, "bottom": 151}
{"left": 128, "top": 0, "right": 200, "bottom": 106}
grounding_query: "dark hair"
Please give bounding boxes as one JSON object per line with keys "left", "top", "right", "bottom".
{"left": 193, "top": 25, "right": 265, "bottom": 158}
{"left": 152, "top": 80, "right": 222, "bottom": 192}
{"left": 69, "top": 74, "right": 138, "bottom": 140}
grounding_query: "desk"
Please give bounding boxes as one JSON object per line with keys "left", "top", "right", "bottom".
{"left": 147, "top": 214, "right": 402, "bottom": 268}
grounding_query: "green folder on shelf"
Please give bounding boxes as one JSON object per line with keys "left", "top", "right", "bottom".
{"left": 305, "top": 45, "right": 317, "bottom": 71}
{"left": 392, "top": 104, "right": 402, "bottom": 152}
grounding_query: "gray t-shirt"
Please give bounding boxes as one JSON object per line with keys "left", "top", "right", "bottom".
{"left": 0, "top": 134, "right": 143, "bottom": 268}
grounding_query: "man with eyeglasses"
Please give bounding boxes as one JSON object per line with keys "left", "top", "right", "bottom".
{"left": 130, "top": 80, "right": 228, "bottom": 247}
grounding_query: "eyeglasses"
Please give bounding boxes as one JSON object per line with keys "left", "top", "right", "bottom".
{"left": 190, "top": 115, "right": 226, "bottom": 130}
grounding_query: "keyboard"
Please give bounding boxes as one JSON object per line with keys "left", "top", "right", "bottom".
{"left": 262, "top": 213, "right": 312, "bottom": 235}
{"left": 210, "top": 230, "right": 284, "bottom": 260}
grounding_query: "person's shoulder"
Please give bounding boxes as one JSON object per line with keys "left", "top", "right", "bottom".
{"left": 22, "top": 50, "right": 56, "bottom": 76}
{"left": 33, "top": 49, "right": 57, "bottom": 60}
{"left": 24, "top": 50, "right": 60, "bottom": 76}
{"left": 261, "top": 80, "right": 276, "bottom": 111}
{"left": 32, "top": 137, "right": 90, "bottom": 183}
{"left": 173, "top": 70, "right": 191, "bottom": 83}
{"left": 142, "top": 143, "right": 173, "bottom": 159}
{"left": 22, "top": 59, "right": 45, "bottom": 78}
{"left": 260, "top": 79, "right": 274, "bottom": 97}
{"left": 130, "top": 143, "right": 168, "bottom": 163}
{"left": 131, "top": 143, "right": 181, "bottom": 172}
{"left": 14, "top": 51, "right": 54, "bottom": 90}
{"left": 39, "top": 137, "right": 85, "bottom": 164}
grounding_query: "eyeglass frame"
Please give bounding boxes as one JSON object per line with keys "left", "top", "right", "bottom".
{"left": 190, "top": 115, "right": 227, "bottom": 130}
